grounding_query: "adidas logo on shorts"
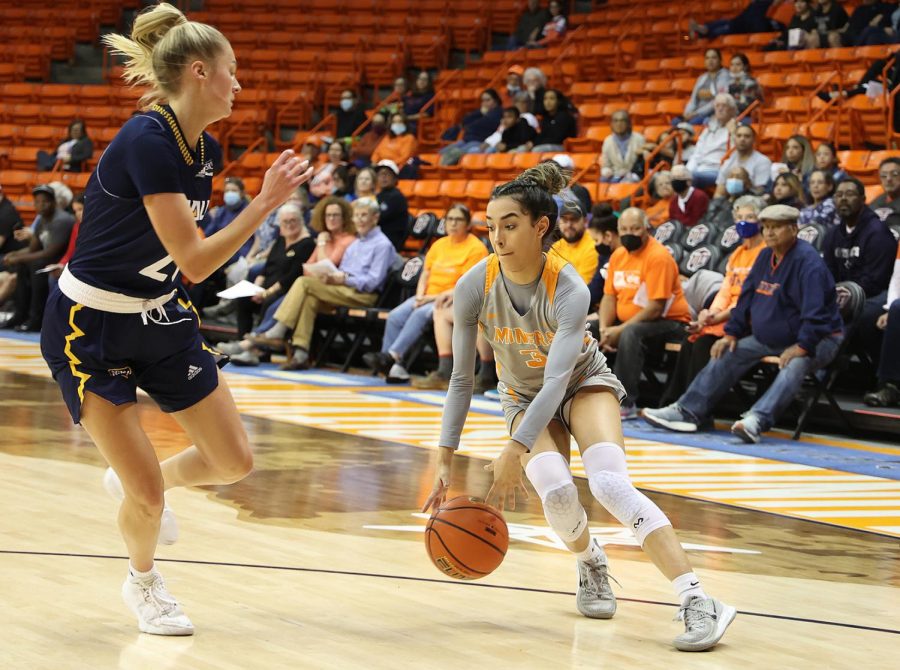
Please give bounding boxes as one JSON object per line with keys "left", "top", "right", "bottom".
{"left": 187, "top": 365, "right": 202, "bottom": 381}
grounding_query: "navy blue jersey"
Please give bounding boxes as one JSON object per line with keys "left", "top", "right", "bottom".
{"left": 68, "top": 106, "right": 222, "bottom": 299}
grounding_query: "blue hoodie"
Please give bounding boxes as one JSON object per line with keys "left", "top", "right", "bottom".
{"left": 822, "top": 206, "right": 897, "bottom": 298}
{"left": 726, "top": 239, "right": 843, "bottom": 353}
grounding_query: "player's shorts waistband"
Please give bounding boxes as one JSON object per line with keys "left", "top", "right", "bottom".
{"left": 59, "top": 267, "right": 177, "bottom": 314}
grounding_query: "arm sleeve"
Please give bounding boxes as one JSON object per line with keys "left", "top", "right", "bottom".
{"left": 511, "top": 271, "right": 590, "bottom": 450}
{"left": 438, "top": 265, "right": 486, "bottom": 449}
{"left": 345, "top": 239, "right": 395, "bottom": 293}
{"left": 125, "top": 127, "right": 185, "bottom": 196}
{"left": 796, "top": 258, "right": 838, "bottom": 353}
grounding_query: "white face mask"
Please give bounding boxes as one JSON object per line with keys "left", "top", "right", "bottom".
{"left": 391, "top": 123, "right": 407, "bottom": 136}
{"left": 339, "top": 99, "right": 353, "bottom": 112}
{"left": 223, "top": 191, "right": 241, "bottom": 207}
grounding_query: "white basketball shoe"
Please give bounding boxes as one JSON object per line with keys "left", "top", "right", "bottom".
{"left": 122, "top": 569, "right": 194, "bottom": 636}
{"left": 104, "top": 467, "right": 179, "bottom": 545}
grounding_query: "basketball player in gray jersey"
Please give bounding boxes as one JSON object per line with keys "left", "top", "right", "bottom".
{"left": 422, "top": 163, "right": 736, "bottom": 652}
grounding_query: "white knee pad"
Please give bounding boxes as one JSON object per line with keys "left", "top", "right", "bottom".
{"left": 581, "top": 442, "right": 671, "bottom": 546}
{"left": 525, "top": 451, "right": 588, "bottom": 544}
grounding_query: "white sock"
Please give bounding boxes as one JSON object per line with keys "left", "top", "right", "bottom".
{"left": 265, "top": 322, "right": 288, "bottom": 339}
{"left": 129, "top": 562, "right": 156, "bottom": 582}
{"left": 575, "top": 538, "right": 605, "bottom": 564}
{"left": 672, "top": 572, "right": 707, "bottom": 605}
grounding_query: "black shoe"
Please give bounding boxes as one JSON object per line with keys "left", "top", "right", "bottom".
{"left": 362, "top": 351, "right": 394, "bottom": 375}
{"left": 863, "top": 383, "right": 900, "bottom": 407}
{"left": 0, "top": 315, "right": 25, "bottom": 330}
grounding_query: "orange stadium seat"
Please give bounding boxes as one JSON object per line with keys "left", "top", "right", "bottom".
{"left": 458, "top": 153, "right": 488, "bottom": 180}
{"left": 1, "top": 83, "right": 36, "bottom": 104}
{"left": 565, "top": 125, "right": 610, "bottom": 153}
{"left": 484, "top": 153, "right": 517, "bottom": 181}
{"left": 438, "top": 179, "right": 468, "bottom": 209}
{"left": 412, "top": 179, "right": 441, "bottom": 210}
{"left": 0, "top": 169, "right": 36, "bottom": 198}
{"left": 1, "top": 147, "right": 39, "bottom": 171}
{"left": 465, "top": 179, "right": 496, "bottom": 210}
{"left": 19, "top": 125, "right": 58, "bottom": 149}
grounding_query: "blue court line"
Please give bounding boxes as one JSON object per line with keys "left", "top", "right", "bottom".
{"left": 624, "top": 422, "right": 900, "bottom": 481}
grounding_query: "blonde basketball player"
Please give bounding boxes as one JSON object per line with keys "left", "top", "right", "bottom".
{"left": 422, "top": 163, "right": 736, "bottom": 651}
{"left": 41, "top": 4, "right": 312, "bottom": 635}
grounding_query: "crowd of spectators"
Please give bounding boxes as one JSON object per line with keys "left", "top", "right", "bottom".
{"left": 4, "top": 0, "right": 900, "bottom": 442}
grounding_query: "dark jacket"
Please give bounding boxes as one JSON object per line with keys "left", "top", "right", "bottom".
{"left": 336, "top": 106, "right": 368, "bottom": 139}
{"left": 376, "top": 186, "right": 409, "bottom": 250}
{"left": 727, "top": 239, "right": 843, "bottom": 353}
{"left": 535, "top": 109, "right": 577, "bottom": 146}
{"left": 822, "top": 206, "right": 897, "bottom": 297}
{"left": 461, "top": 107, "right": 503, "bottom": 143}
{"left": 500, "top": 118, "right": 536, "bottom": 150}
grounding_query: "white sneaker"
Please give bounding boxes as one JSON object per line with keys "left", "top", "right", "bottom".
{"left": 104, "top": 467, "right": 179, "bottom": 545}
{"left": 122, "top": 570, "right": 194, "bottom": 636}
{"left": 673, "top": 595, "right": 736, "bottom": 651}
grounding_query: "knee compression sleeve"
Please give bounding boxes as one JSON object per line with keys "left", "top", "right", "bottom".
{"left": 524, "top": 451, "right": 588, "bottom": 543}
{"left": 581, "top": 442, "right": 671, "bottom": 545}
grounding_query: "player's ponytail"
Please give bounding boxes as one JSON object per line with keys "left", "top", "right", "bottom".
{"left": 102, "top": 2, "right": 228, "bottom": 107}
{"left": 491, "top": 160, "right": 571, "bottom": 248}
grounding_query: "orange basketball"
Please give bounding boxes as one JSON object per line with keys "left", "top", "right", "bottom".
{"left": 425, "top": 496, "right": 509, "bottom": 580}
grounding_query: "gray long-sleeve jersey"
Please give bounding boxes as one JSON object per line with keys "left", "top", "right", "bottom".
{"left": 438, "top": 253, "right": 611, "bottom": 451}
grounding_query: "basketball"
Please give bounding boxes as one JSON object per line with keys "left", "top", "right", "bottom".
{"left": 425, "top": 496, "right": 509, "bottom": 580}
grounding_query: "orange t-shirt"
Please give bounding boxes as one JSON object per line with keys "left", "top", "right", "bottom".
{"left": 700, "top": 239, "right": 765, "bottom": 338}
{"left": 371, "top": 134, "right": 418, "bottom": 169}
{"left": 605, "top": 236, "right": 690, "bottom": 323}
{"left": 424, "top": 233, "right": 488, "bottom": 295}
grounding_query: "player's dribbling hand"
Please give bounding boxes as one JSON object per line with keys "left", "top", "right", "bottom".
{"left": 485, "top": 441, "right": 529, "bottom": 512}
{"left": 422, "top": 446, "right": 454, "bottom": 513}
{"left": 260, "top": 150, "right": 314, "bottom": 210}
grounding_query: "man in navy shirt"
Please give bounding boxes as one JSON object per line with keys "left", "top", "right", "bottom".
{"left": 644, "top": 204, "right": 844, "bottom": 443}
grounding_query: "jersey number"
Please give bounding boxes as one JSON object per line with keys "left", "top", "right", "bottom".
{"left": 139, "top": 254, "right": 178, "bottom": 283}
{"left": 520, "top": 349, "right": 547, "bottom": 368}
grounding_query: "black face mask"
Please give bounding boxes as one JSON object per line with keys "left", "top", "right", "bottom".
{"left": 595, "top": 242, "right": 612, "bottom": 257}
{"left": 671, "top": 179, "right": 689, "bottom": 194}
{"left": 620, "top": 234, "right": 644, "bottom": 252}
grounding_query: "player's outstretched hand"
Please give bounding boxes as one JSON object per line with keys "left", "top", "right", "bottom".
{"left": 259, "top": 150, "right": 314, "bottom": 211}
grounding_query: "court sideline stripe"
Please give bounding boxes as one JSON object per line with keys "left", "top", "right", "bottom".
{"left": 2, "top": 549, "right": 897, "bottom": 637}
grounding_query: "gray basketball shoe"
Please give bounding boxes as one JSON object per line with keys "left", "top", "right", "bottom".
{"left": 576, "top": 542, "right": 617, "bottom": 619}
{"left": 673, "top": 595, "right": 737, "bottom": 651}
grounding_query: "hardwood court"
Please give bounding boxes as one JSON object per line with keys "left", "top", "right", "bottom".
{"left": 1, "top": 361, "right": 899, "bottom": 668}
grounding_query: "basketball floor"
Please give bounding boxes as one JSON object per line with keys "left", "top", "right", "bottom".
{"left": 0, "top": 332, "right": 898, "bottom": 669}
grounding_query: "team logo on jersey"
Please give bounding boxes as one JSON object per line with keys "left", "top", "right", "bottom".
{"left": 195, "top": 160, "right": 214, "bottom": 178}
{"left": 187, "top": 364, "right": 203, "bottom": 380}
{"left": 107, "top": 366, "right": 133, "bottom": 379}
{"left": 188, "top": 199, "right": 210, "bottom": 222}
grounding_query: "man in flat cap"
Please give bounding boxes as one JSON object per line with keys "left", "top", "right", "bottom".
{"left": 644, "top": 204, "right": 845, "bottom": 443}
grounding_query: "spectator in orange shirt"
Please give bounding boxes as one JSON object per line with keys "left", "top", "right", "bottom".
{"left": 371, "top": 112, "right": 419, "bottom": 173}
{"left": 598, "top": 207, "right": 692, "bottom": 418}
{"left": 660, "top": 195, "right": 767, "bottom": 405}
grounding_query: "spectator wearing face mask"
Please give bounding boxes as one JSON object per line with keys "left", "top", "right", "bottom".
{"left": 669, "top": 165, "right": 710, "bottom": 227}
{"left": 598, "top": 207, "right": 692, "bottom": 420}
{"left": 701, "top": 167, "right": 753, "bottom": 229}
{"left": 659, "top": 195, "right": 767, "bottom": 405}
{"left": 714, "top": 124, "right": 771, "bottom": 198}
{"left": 336, "top": 90, "right": 367, "bottom": 141}
{"left": 371, "top": 112, "right": 418, "bottom": 172}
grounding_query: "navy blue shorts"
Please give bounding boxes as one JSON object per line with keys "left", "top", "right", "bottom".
{"left": 40, "top": 287, "right": 222, "bottom": 424}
